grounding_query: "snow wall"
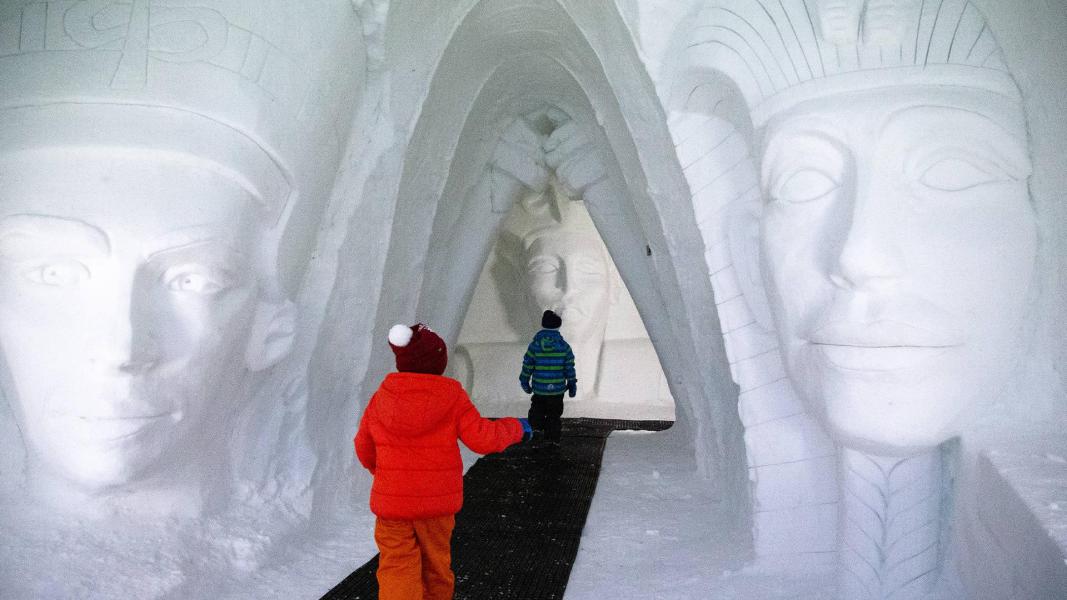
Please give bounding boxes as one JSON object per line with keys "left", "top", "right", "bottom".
{"left": 0, "top": 0, "right": 1065, "bottom": 598}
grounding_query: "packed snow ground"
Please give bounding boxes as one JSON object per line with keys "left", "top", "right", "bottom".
{"left": 13, "top": 414, "right": 1061, "bottom": 599}
{"left": 565, "top": 429, "right": 833, "bottom": 600}
{"left": 213, "top": 428, "right": 834, "bottom": 600}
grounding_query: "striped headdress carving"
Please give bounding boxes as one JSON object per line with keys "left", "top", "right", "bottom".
{"left": 686, "top": 0, "right": 1019, "bottom": 124}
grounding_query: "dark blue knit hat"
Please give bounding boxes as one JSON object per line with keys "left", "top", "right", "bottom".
{"left": 541, "top": 310, "right": 562, "bottom": 329}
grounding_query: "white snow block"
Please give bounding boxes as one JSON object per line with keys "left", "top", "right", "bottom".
{"left": 492, "top": 141, "right": 548, "bottom": 191}
{"left": 749, "top": 550, "right": 837, "bottom": 577}
{"left": 749, "top": 454, "right": 838, "bottom": 511}
{"left": 753, "top": 503, "right": 838, "bottom": 566}
{"left": 715, "top": 294, "right": 755, "bottom": 336}
{"left": 961, "top": 451, "right": 1067, "bottom": 600}
{"left": 708, "top": 258, "right": 742, "bottom": 302}
{"left": 703, "top": 240, "right": 731, "bottom": 274}
{"left": 731, "top": 348, "right": 786, "bottom": 392}
{"left": 674, "top": 120, "right": 735, "bottom": 170}
{"left": 721, "top": 322, "right": 778, "bottom": 369}
{"left": 680, "top": 133, "right": 748, "bottom": 194}
{"left": 737, "top": 378, "right": 805, "bottom": 426}
{"left": 691, "top": 168, "right": 756, "bottom": 231}
{"left": 743, "top": 413, "right": 835, "bottom": 468}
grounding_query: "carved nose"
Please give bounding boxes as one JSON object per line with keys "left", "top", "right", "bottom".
{"left": 829, "top": 179, "right": 904, "bottom": 290}
{"left": 93, "top": 274, "right": 161, "bottom": 373}
{"left": 831, "top": 235, "right": 901, "bottom": 289}
{"left": 119, "top": 359, "right": 158, "bottom": 374}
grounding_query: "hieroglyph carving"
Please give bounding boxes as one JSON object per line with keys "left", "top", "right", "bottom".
{"left": 2, "top": 1, "right": 309, "bottom": 106}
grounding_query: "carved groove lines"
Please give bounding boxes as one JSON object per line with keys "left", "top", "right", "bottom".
{"left": 0, "top": 2, "right": 310, "bottom": 106}
{"left": 685, "top": 0, "right": 1008, "bottom": 107}
{"left": 666, "top": 107, "right": 837, "bottom": 565}
{"left": 840, "top": 448, "right": 942, "bottom": 600}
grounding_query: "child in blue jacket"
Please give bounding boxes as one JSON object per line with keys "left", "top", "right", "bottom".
{"left": 519, "top": 310, "right": 577, "bottom": 445}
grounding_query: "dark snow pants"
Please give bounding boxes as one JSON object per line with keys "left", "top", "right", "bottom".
{"left": 528, "top": 393, "right": 565, "bottom": 442}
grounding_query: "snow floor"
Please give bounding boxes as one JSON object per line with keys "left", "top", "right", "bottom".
{"left": 9, "top": 414, "right": 1063, "bottom": 598}
{"left": 215, "top": 428, "right": 834, "bottom": 600}
{"left": 565, "top": 429, "right": 834, "bottom": 600}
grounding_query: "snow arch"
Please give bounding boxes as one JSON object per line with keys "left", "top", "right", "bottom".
{"left": 367, "top": 0, "right": 750, "bottom": 528}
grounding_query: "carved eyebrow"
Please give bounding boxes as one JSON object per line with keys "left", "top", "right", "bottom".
{"left": 527, "top": 255, "right": 559, "bottom": 266}
{"left": 761, "top": 118, "right": 847, "bottom": 166}
{"left": 0, "top": 215, "right": 110, "bottom": 259}
{"left": 144, "top": 226, "right": 247, "bottom": 262}
{"left": 760, "top": 128, "right": 848, "bottom": 191}
{"left": 763, "top": 113, "right": 846, "bottom": 146}
{"left": 884, "top": 105, "right": 1031, "bottom": 176}
{"left": 885, "top": 104, "right": 1026, "bottom": 136}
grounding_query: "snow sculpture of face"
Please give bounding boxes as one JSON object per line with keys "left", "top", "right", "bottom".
{"left": 0, "top": 0, "right": 362, "bottom": 504}
{"left": 524, "top": 225, "right": 612, "bottom": 346}
{"left": 0, "top": 149, "right": 285, "bottom": 491}
{"left": 500, "top": 183, "right": 616, "bottom": 391}
{"left": 759, "top": 87, "right": 1036, "bottom": 453}
{"left": 685, "top": 0, "right": 1038, "bottom": 454}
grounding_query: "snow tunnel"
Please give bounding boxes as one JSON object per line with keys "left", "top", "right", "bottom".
{"left": 366, "top": 0, "right": 751, "bottom": 530}
{"left": 451, "top": 167, "right": 676, "bottom": 422}
{"left": 3, "top": 0, "right": 1067, "bottom": 597}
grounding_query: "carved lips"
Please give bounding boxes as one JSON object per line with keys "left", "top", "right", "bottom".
{"left": 808, "top": 320, "right": 962, "bottom": 372}
{"left": 73, "top": 412, "right": 177, "bottom": 444}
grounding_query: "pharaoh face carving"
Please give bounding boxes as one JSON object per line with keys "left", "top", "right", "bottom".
{"left": 759, "top": 86, "right": 1037, "bottom": 453}
{"left": 524, "top": 228, "right": 612, "bottom": 345}
{"left": 0, "top": 149, "right": 283, "bottom": 490}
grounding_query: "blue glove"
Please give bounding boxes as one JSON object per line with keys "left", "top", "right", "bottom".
{"left": 567, "top": 379, "right": 577, "bottom": 398}
{"left": 520, "top": 377, "right": 532, "bottom": 394}
{"left": 518, "top": 418, "right": 536, "bottom": 442}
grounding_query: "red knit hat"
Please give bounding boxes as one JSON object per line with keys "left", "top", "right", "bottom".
{"left": 388, "top": 323, "right": 448, "bottom": 375}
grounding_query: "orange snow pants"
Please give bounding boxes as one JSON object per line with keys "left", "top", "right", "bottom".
{"left": 374, "top": 515, "right": 456, "bottom": 600}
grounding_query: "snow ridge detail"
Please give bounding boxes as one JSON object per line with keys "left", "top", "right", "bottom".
{"left": 839, "top": 447, "right": 943, "bottom": 600}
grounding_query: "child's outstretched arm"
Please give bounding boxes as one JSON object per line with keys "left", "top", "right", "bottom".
{"left": 456, "top": 389, "right": 525, "bottom": 454}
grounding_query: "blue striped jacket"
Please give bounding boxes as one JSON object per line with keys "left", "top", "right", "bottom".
{"left": 519, "top": 329, "right": 576, "bottom": 395}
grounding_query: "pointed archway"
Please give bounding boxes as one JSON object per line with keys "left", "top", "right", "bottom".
{"left": 367, "top": 0, "right": 749, "bottom": 529}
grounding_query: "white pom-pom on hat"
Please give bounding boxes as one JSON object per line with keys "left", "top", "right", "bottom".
{"left": 388, "top": 324, "right": 413, "bottom": 347}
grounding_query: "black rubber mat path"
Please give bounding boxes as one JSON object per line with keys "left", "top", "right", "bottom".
{"left": 321, "top": 418, "right": 672, "bottom": 600}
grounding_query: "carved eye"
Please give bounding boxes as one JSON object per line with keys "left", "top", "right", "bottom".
{"left": 164, "top": 266, "right": 230, "bottom": 296}
{"left": 22, "top": 260, "right": 90, "bottom": 287}
{"left": 573, "top": 258, "right": 604, "bottom": 276}
{"left": 774, "top": 169, "right": 839, "bottom": 203}
{"left": 918, "top": 157, "right": 1007, "bottom": 192}
{"left": 527, "top": 258, "right": 558, "bottom": 275}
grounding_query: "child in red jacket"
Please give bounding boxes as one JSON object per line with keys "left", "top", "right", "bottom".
{"left": 354, "top": 323, "right": 531, "bottom": 600}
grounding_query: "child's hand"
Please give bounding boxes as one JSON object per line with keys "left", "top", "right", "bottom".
{"left": 567, "top": 380, "right": 577, "bottom": 398}
{"left": 518, "top": 418, "right": 538, "bottom": 442}
{"left": 520, "top": 377, "right": 532, "bottom": 394}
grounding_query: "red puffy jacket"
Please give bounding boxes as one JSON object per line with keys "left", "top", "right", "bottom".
{"left": 354, "top": 372, "right": 524, "bottom": 520}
